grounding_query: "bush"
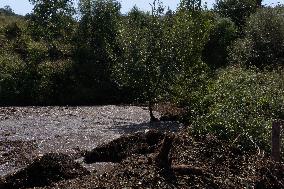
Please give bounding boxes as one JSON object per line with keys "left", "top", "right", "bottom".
{"left": 36, "top": 59, "right": 74, "bottom": 104}
{"left": 26, "top": 41, "right": 48, "bottom": 63}
{"left": 4, "top": 22, "right": 22, "bottom": 40}
{"left": 192, "top": 66, "right": 284, "bottom": 149}
{"left": 229, "top": 7, "right": 284, "bottom": 67}
{"left": 202, "top": 16, "right": 237, "bottom": 69}
{"left": 0, "top": 52, "right": 27, "bottom": 104}
{"left": 214, "top": 0, "right": 260, "bottom": 28}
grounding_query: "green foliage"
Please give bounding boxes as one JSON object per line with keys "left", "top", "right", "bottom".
{"left": 0, "top": 5, "right": 15, "bottom": 16}
{"left": 0, "top": 11, "right": 24, "bottom": 32}
{"left": 76, "top": 0, "right": 121, "bottom": 70}
{"left": 73, "top": 0, "right": 122, "bottom": 103}
{"left": 113, "top": 1, "right": 214, "bottom": 120}
{"left": 4, "top": 22, "right": 22, "bottom": 40}
{"left": 192, "top": 66, "right": 284, "bottom": 148}
{"left": 179, "top": 0, "right": 202, "bottom": 11}
{"left": 0, "top": 52, "right": 27, "bottom": 104}
{"left": 28, "top": 0, "right": 75, "bottom": 42}
{"left": 214, "top": 0, "right": 261, "bottom": 28}
{"left": 229, "top": 7, "right": 284, "bottom": 67}
{"left": 28, "top": 0, "right": 75, "bottom": 60}
{"left": 168, "top": 7, "right": 213, "bottom": 105}
{"left": 202, "top": 16, "right": 237, "bottom": 69}
{"left": 26, "top": 41, "right": 49, "bottom": 63}
{"left": 114, "top": 4, "right": 167, "bottom": 104}
{"left": 36, "top": 60, "right": 74, "bottom": 104}
{"left": 0, "top": 0, "right": 283, "bottom": 144}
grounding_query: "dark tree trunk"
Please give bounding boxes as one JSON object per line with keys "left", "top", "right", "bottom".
{"left": 149, "top": 100, "right": 158, "bottom": 122}
{"left": 256, "top": 0, "right": 262, "bottom": 7}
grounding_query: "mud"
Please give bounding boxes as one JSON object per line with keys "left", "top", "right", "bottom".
{"left": 0, "top": 106, "right": 182, "bottom": 177}
{"left": 3, "top": 153, "right": 89, "bottom": 189}
{"left": 84, "top": 130, "right": 165, "bottom": 163}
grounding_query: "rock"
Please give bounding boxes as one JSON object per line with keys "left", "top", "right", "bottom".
{"left": 3, "top": 153, "right": 90, "bottom": 188}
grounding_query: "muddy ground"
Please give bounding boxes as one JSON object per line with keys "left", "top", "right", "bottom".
{"left": 0, "top": 106, "right": 182, "bottom": 177}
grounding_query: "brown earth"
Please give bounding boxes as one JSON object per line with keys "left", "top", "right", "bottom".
{"left": 1, "top": 106, "right": 284, "bottom": 189}
{"left": 0, "top": 106, "right": 182, "bottom": 177}
{"left": 1, "top": 131, "right": 281, "bottom": 189}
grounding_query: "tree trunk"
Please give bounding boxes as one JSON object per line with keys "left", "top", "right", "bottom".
{"left": 271, "top": 121, "right": 281, "bottom": 162}
{"left": 149, "top": 100, "right": 158, "bottom": 122}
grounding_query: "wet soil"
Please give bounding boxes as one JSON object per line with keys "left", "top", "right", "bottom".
{"left": 0, "top": 106, "right": 182, "bottom": 177}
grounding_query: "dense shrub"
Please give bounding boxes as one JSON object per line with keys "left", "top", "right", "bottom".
{"left": 0, "top": 6, "right": 15, "bottom": 16}
{"left": 229, "top": 7, "right": 284, "bottom": 67}
{"left": 28, "top": 0, "right": 75, "bottom": 43}
{"left": 202, "top": 16, "right": 237, "bottom": 69}
{"left": 36, "top": 60, "right": 75, "bottom": 104}
{"left": 168, "top": 9, "right": 213, "bottom": 106}
{"left": 191, "top": 66, "right": 284, "bottom": 148}
{"left": 4, "top": 22, "right": 22, "bottom": 40}
{"left": 214, "top": 0, "right": 260, "bottom": 28}
{"left": 0, "top": 52, "right": 27, "bottom": 104}
{"left": 0, "top": 2, "right": 283, "bottom": 115}
{"left": 26, "top": 41, "right": 48, "bottom": 63}
{"left": 72, "top": 0, "right": 122, "bottom": 104}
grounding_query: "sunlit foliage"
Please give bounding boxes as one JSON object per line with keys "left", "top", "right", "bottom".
{"left": 0, "top": 0, "right": 284, "bottom": 150}
{"left": 192, "top": 66, "right": 284, "bottom": 148}
{"left": 214, "top": 0, "right": 261, "bottom": 28}
{"left": 229, "top": 7, "right": 284, "bottom": 67}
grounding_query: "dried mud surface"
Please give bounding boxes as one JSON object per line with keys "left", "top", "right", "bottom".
{"left": 0, "top": 106, "right": 182, "bottom": 177}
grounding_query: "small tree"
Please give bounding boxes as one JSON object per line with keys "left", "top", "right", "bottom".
{"left": 169, "top": 1, "right": 213, "bottom": 106}
{"left": 0, "top": 5, "right": 15, "bottom": 16}
{"left": 73, "top": 0, "right": 121, "bottom": 103}
{"left": 113, "top": 1, "right": 174, "bottom": 121}
{"left": 113, "top": 0, "right": 213, "bottom": 121}
{"left": 229, "top": 7, "right": 284, "bottom": 67}
{"left": 202, "top": 16, "right": 237, "bottom": 69}
{"left": 75, "top": 0, "right": 121, "bottom": 76}
{"left": 28, "top": 0, "right": 75, "bottom": 59}
{"left": 179, "top": 0, "right": 202, "bottom": 11}
{"left": 3, "top": 5, "right": 14, "bottom": 15}
{"left": 214, "top": 0, "right": 261, "bottom": 29}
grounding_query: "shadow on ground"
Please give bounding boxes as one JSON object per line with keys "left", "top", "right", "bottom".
{"left": 108, "top": 121, "right": 183, "bottom": 134}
